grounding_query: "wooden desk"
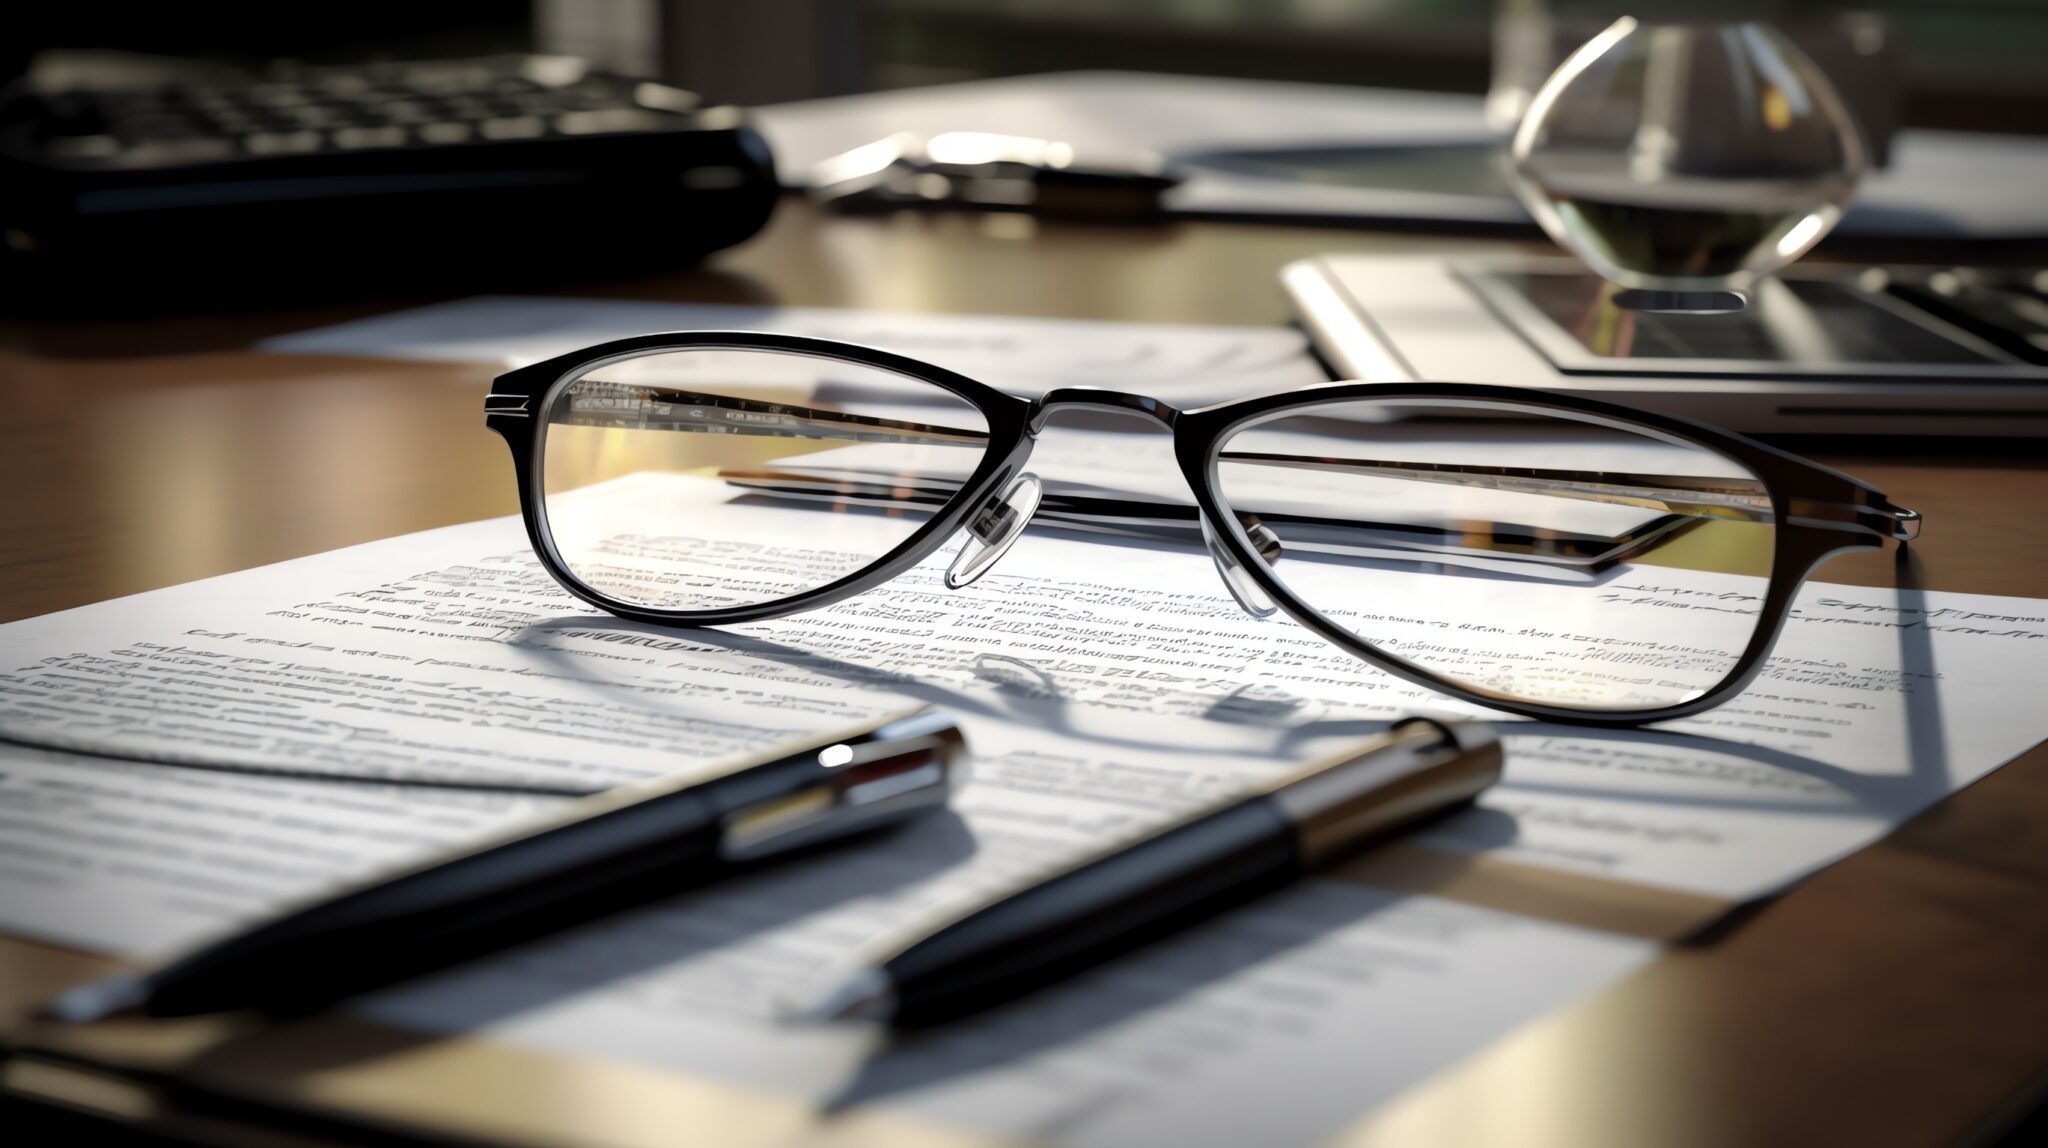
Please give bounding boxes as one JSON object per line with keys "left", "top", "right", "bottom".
{"left": 3, "top": 200, "right": 2045, "bottom": 1146}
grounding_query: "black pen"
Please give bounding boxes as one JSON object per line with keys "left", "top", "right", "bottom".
{"left": 46, "top": 707, "right": 967, "bottom": 1022}
{"left": 792, "top": 717, "right": 1499, "bottom": 1028}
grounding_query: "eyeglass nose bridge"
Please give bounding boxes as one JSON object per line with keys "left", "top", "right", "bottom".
{"left": 1027, "top": 387, "right": 1180, "bottom": 433}
{"left": 945, "top": 390, "right": 1180, "bottom": 593}
{"left": 1024, "top": 386, "right": 1282, "bottom": 620}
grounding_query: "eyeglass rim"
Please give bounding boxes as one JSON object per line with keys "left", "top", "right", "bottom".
{"left": 490, "top": 331, "right": 1037, "bottom": 635}
{"left": 486, "top": 330, "right": 1910, "bottom": 728}
{"left": 1175, "top": 390, "right": 1857, "bottom": 726}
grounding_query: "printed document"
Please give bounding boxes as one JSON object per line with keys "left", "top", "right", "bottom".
{"left": 4, "top": 494, "right": 2046, "bottom": 1143}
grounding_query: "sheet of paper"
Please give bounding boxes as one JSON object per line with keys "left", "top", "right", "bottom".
{"left": 259, "top": 296, "right": 1326, "bottom": 407}
{"left": 362, "top": 860, "right": 1650, "bottom": 1148}
{"left": 10, "top": 488, "right": 2042, "bottom": 914}
{"left": 0, "top": 747, "right": 559, "bottom": 957}
{"left": 0, "top": 509, "right": 1658, "bottom": 1146}
{"left": 4, "top": 488, "right": 2044, "bottom": 1141}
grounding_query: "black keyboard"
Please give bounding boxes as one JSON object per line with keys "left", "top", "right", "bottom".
{"left": 18, "top": 56, "right": 717, "bottom": 166}
{"left": 0, "top": 54, "right": 781, "bottom": 305}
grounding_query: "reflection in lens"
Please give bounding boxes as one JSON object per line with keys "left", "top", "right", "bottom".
{"left": 1210, "top": 399, "right": 1775, "bottom": 711}
{"left": 539, "top": 347, "right": 992, "bottom": 612}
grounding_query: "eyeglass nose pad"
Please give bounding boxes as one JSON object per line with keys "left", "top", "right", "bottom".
{"left": 946, "top": 473, "right": 1044, "bottom": 589}
{"left": 1201, "top": 513, "right": 1281, "bottom": 619}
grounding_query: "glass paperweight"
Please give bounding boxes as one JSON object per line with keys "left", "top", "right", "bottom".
{"left": 1509, "top": 17, "right": 1866, "bottom": 309}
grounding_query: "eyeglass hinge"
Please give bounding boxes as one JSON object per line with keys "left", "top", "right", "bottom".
{"left": 484, "top": 393, "right": 533, "bottom": 418}
{"left": 1786, "top": 496, "right": 1922, "bottom": 543}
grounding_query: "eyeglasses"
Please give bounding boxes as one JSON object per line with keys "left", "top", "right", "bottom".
{"left": 484, "top": 331, "right": 1919, "bottom": 727}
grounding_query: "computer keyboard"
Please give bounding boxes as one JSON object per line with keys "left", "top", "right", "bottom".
{"left": 0, "top": 54, "right": 780, "bottom": 304}
{"left": 20, "top": 56, "right": 709, "bottom": 168}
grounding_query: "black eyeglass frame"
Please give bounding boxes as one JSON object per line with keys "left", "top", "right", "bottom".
{"left": 485, "top": 330, "right": 1919, "bottom": 728}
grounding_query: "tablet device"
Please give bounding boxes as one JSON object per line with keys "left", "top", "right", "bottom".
{"left": 1284, "top": 254, "right": 2048, "bottom": 435}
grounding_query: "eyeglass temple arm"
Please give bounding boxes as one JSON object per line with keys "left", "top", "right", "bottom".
{"left": 719, "top": 469, "right": 1684, "bottom": 582}
{"left": 1786, "top": 493, "right": 1922, "bottom": 544}
{"left": 1217, "top": 452, "right": 1920, "bottom": 543}
{"left": 555, "top": 380, "right": 990, "bottom": 446}
{"left": 556, "top": 384, "right": 1919, "bottom": 542}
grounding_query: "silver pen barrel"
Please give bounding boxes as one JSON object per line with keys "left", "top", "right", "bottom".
{"left": 1265, "top": 718, "right": 1502, "bottom": 868}
{"left": 718, "top": 708, "right": 968, "bottom": 861}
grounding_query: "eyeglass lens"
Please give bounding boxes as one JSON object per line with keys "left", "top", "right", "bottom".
{"left": 539, "top": 347, "right": 994, "bottom": 612}
{"left": 1210, "top": 398, "right": 1777, "bottom": 711}
{"left": 539, "top": 347, "right": 1779, "bottom": 713}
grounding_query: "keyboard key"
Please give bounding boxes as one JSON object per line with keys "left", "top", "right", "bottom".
{"left": 377, "top": 100, "right": 433, "bottom": 124}
{"left": 634, "top": 83, "right": 700, "bottom": 114}
{"left": 417, "top": 121, "right": 474, "bottom": 145}
{"left": 332, "top": 125, "right": 409, "bottom": 150}
{"left": 243, "top": 130, "right": 325, "bottom": 155}
{"left": 441, "top": 97, "right": 493, "bottom": 120}
{"left": 479, "top": 115, "right": 546, "bottom": 140}
{"left": 248, "top": 83, "right": 312, "bottom": 109}
{"left": 556, "top": 107, "right": 675, "bottom": 135}
{"left": 124, "top": 138, "right": 239, "bottom": 164}
{"left": 318, "top": 74, "right": 372, "bottom": 98}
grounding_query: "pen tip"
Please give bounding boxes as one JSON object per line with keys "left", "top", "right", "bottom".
{"left": 784, "top": 967, "right": 895, "bottom": 1025}
{"left": 42, "top": 974, "right": 150, "bottom": 1024}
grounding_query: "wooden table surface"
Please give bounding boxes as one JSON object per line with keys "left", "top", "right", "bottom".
{"left": 2, "top": 199, "right": 2045, "bottom": 1146}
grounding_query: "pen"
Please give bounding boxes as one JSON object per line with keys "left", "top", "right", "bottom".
{"left": 46, "top": 706, "right": 967, "bottom": 1022}
{"left": 793, "top": 717, "right": 1499, "bottom": 1028}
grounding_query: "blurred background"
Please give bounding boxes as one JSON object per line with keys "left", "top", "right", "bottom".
{"left": 9, "top": 0, "right": 2048, "bottom": 325}
{"left": 10, "top": 0, "right": 2046, "bottom": 134}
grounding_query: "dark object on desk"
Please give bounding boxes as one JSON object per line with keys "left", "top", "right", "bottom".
{"left": 811, "top": 131, "right": 1180, "bottom": 220}
{"left": 44, "top": 707, "right": 964, "bottom": 1021}
{"left": 796, "top": 717, "right": 1500, "bottom": 1028}
{"left": 0, "top": 52, "right": 779, "bottom": 304}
